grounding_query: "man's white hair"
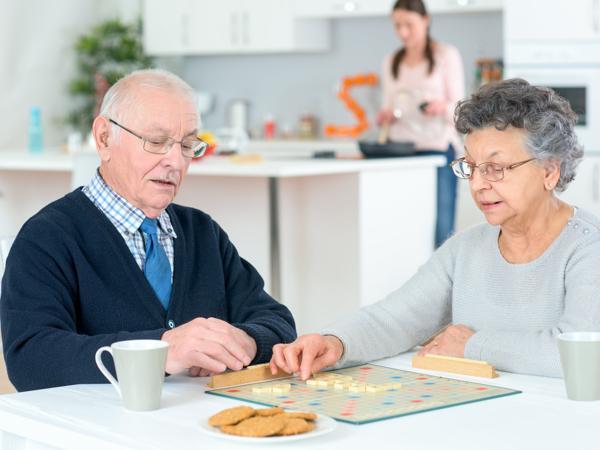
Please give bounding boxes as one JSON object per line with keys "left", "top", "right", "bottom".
{"left": 99, "top": 69, "right": 197, "bottom": 124}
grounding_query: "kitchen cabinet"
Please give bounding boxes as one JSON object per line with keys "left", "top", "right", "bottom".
{"left": 293, "top": 0, "right": 393, "bottom": 18}
{"left": 426, "top": 0, "right": 503, "bottom": 14}
{"left": 505, "top": 0, "right": 600, "bottom": 42}
{"left": 143, "top": 0, "right": 329, "bottom": 55}
{"left": 292, "top": 0, "right": 502, "bottom": 18}
{"left": 559, "top": 155, "right": 600, "bottom": 216}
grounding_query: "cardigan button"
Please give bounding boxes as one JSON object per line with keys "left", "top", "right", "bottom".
{"left": 167, "top": 319, "right": 175, "bottom": 329}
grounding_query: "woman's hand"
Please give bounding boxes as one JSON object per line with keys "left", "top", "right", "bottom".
{"left": 270, "top": 334, "right": 344, "bottom": 380}
{"left": 422, "top": 99, "right": 447, "bottom": 116}
{"left": 417, "top": 324, "right": 474, "bottom": 358}
{"left": 376, "top": 108, "right": 397, "bottom": 126}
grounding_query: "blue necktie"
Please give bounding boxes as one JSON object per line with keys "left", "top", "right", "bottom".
{"left": 140, "top": 218, "right": 172, "bottom": 309}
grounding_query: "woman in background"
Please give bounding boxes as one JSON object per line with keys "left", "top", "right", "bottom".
{"left": 377, "top": 0, "right": 465, "bottom": 247}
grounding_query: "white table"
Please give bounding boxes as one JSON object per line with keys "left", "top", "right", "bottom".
{"left": 0, "top": 352, "right": 597, "bottom": 450}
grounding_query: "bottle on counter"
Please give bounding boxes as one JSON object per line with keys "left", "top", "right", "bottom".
{"left": 263, "top": 114, "right": 276, "bottom": 140}
{"left": 28, "top": 106, "right": 44, "bottom": 154}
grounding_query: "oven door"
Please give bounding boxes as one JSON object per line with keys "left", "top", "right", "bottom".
{"left": 504, "top": 67, "right": 600, "bottom": 151}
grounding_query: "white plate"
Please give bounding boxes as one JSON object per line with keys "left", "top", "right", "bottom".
{"left": 199, "top": 412, "right": 337, "bottom": 443}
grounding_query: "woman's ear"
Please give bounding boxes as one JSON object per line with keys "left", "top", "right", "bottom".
{"left": 543, "top": 160, "right": 561, "bottom": 191}
{"left": 92, "top": 116, "right": 111, "bottom": 162}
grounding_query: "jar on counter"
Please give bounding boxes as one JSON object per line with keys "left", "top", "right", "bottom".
{"left": 298, "top": 113, "right": 318, "bottom": 139}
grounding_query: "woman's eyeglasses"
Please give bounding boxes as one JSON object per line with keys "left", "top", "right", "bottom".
{"left": 450, "top": 157, "right": 536, "bottom": 182}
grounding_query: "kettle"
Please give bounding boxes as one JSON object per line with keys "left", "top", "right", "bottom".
{"left": 227, "top": 99, "right": 250, "bottom": 134}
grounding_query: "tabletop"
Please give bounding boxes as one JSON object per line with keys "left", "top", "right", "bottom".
{"left": 0, "top": 352, "right": 597, "bottom": 450}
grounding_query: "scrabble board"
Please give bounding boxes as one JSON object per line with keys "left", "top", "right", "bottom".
{"left": 206, "top": 364, "right": 521, "bottom": 425}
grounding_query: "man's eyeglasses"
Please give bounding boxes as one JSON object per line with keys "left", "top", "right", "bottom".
{"left": 108, "top": 119, "right": 208, "bottom": 158}
{"left": 450, "top": 157, "right": 537, "bottom": 182}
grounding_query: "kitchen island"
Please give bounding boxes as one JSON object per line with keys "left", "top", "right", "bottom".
{"left": 0, "top": 151, "right": 444, "bottom": 332}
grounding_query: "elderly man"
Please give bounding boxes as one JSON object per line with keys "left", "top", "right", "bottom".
{"left": 0, "top": 69, "right": 296, "bottom": 391}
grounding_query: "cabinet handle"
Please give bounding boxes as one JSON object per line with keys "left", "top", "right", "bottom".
{"left": 593, "top": 163, "right": 600, "bottom": 202}
{"left": 181, "top": 15, "right": 189, "bottom": 48}
{"left": 241, "top": 11, "right": 250, "bottom": 45}
{"left": 230, "top": 12, "right": 239, "bottom": 45}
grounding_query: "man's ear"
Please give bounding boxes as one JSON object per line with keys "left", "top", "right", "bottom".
{"left": 92, "top": 116, "right": 111, "bottom": 162}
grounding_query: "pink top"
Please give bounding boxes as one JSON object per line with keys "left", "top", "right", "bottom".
{"left": 381, "top": 42, "right": 465, "bottom": 151}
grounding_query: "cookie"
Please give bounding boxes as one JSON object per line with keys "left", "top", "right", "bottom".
{"left": 208, "top": 405, "right": 256, "bottom": 427}
{"left": 276, "top": 418, "right": 316, "bottom": 436}
{"left": 278, "top": 411, "right": 317, "bottom": 421}
{"left": 255, "top": 407, "right": 284, "bottom": 416}
{"left": 220, "top": 415, "right": 286, "bottom": 437}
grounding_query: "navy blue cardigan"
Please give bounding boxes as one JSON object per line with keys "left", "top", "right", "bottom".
{"left": 0, "top": 189, "right": 296, "bottom": 391}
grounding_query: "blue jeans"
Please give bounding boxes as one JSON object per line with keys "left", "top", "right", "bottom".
{"left": 417, "top": 145, "right": 457, "bottom": 248}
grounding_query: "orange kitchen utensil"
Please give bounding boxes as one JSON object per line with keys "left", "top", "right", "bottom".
{"left": 324, "top": 73, "right": 378, "bottom": 138}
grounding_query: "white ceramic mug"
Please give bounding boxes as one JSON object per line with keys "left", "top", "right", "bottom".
{"left": 95, "top": 340, "right": 169, "bottom": 411}
{"left": 557, "top": 332, "right": 600, "bottom": 401}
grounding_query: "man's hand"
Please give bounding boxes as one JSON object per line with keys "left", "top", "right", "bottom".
{"left": 161, "top": 317, "right": 257, "bottom": 375}
{"left": 188, "top": 367, "right": 212, "bottom": 377}
{"left": 269, "top": 334, "right": 344, "bottom": 380}
{"left": 417, "top": 324, "right": 474, "bottom": 358}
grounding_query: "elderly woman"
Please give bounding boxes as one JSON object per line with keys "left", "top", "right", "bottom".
{"left": 270, "top": 78, "right": 600, "bottom": 379}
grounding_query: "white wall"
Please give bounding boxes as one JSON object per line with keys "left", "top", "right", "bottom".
{"left": 0, "top": 0, "right": 140, "bottom": 150}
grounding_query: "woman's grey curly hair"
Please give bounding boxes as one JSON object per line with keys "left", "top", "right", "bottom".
{"left": 454, "top": 78, "right": 583, "bottom": 192}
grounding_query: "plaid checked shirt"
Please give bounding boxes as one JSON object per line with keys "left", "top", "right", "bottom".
{"left": 82, "top": 170, "right": 176, "bottom": 281}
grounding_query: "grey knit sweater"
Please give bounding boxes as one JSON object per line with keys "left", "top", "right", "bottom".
{"left": 322, "top": 208, "right": 600, "bottom": 377}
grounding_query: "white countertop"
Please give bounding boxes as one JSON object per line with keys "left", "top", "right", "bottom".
{"left": 0, "top": 352, "right": 597, "bottom": 450}
{"left": 0, "top": 151, "right": 73, "bottom": 171}
{"left": 0, "top": 151, "right": 445, "bottom": 177}
{"left": 246, "top": 139, "right": 358, "bottom": 154}
{"left": 187, "top": 155, "right": 445, "bottom": 177}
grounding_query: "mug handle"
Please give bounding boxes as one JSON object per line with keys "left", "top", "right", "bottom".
{"left": 95, "top": 346, "right": 121, "bottom": 398}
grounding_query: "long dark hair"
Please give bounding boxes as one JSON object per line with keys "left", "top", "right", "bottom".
{"left": 391, "top": 0, "right": 435, "bottom": 79}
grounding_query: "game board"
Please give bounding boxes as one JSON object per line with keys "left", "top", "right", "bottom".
{"left": 206, "top": 364, "right": 521, "bottom": 425}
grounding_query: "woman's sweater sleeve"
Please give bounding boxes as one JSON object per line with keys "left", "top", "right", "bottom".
{"left": 321, "top": 239, "right": 456, "bottom": 367}
{"left": 381, "top": 54, "right": 395, "bottom": 110}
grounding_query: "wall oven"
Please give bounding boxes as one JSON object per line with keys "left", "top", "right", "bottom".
{"left": 504, "top": 66, "right": 600, "bottom": 151}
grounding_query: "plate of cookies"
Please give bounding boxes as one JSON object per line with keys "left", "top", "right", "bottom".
{"left": 201, "top": 405, "right": 337, "bottom": 442}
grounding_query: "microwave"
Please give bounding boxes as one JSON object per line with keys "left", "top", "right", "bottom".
{"left": 505, "top": 66, "right": 600, "bottom": 151}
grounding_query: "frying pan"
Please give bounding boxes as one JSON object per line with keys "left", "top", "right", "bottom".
{"left": 357, "top": 90, "right": 420, "bottom": 158}
{"left": 358, "top": 140, "right": 416, "bottom": 158}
